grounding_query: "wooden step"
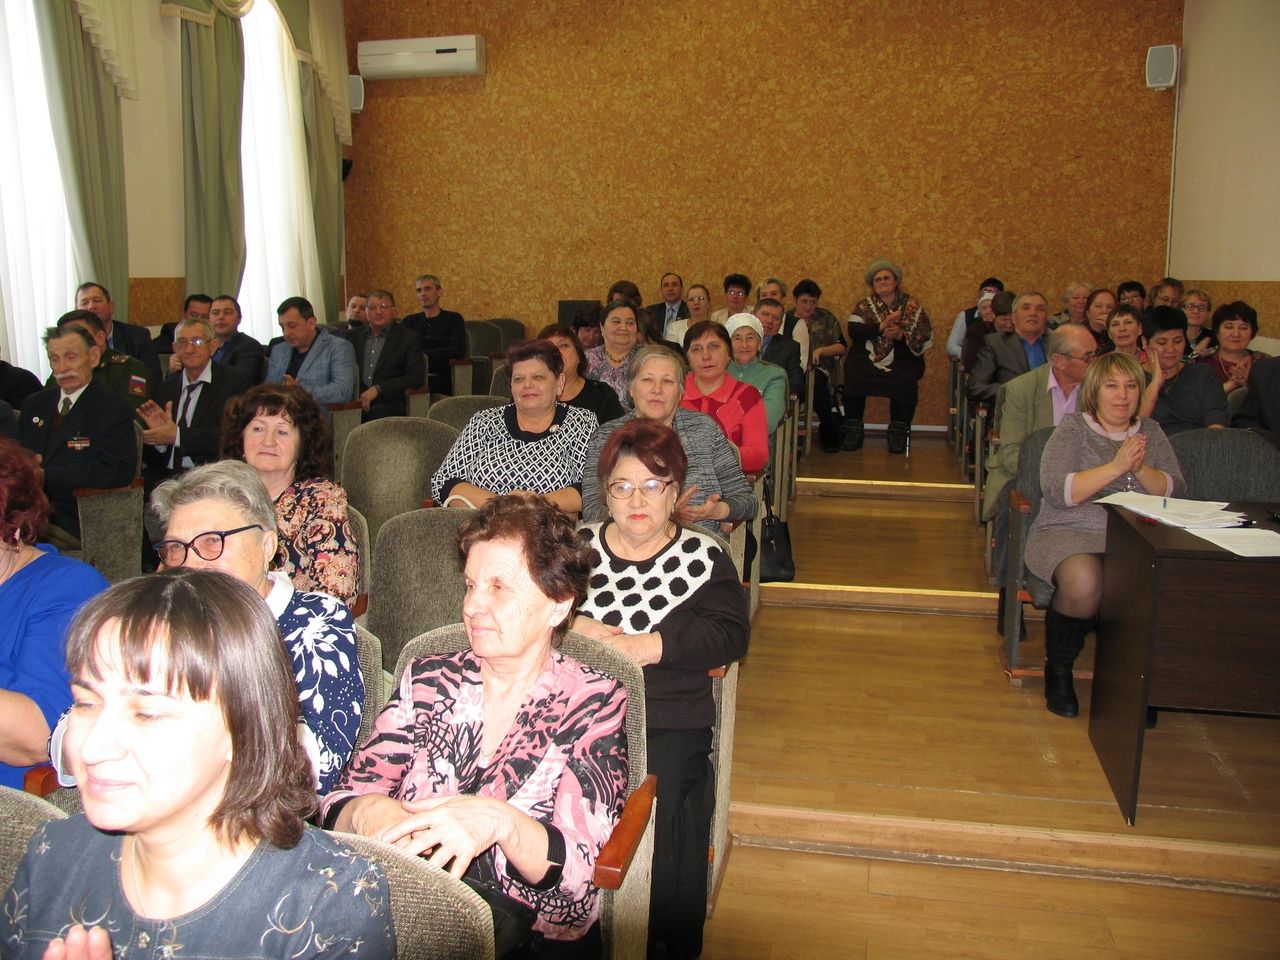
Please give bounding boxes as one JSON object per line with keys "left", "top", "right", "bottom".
{"left": 797, "top": 477, "right": 972, "bottom": 501}
{"left": 761, "top": 581, "right": 997, "bottom": 616}
{"left": 729, "top": 803, "right": 1280, "bottom": 897}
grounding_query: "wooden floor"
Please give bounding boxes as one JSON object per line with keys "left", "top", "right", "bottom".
{"left": 702, "top": 435, "right": 1280, "bottom": 954}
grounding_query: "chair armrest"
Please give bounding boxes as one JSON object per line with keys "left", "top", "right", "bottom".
{"left": 73, "top": 477, "right": 144, "bottom": 498}
{"left": 349, "top": 593, "right": 368, "bottom": 618}
{"left": 593, "top": 773, "right": 656, "bottom": 890}
{"left": 1009, "top": 489, "right": 1032, "bottom": 514}
{"left": 329, "top": 400, "right": 364, "bottom": 412}
{"left": 23, "top": 763, "right": 59, "bottom": 797}
{"left": 707, "top": 666, "right": 727, "bottom": 678}
{"left": 421, "top": 498, "right": 439, "bottom": 509}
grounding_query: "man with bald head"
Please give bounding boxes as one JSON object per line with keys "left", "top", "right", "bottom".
{"left": 968, "top": 291, "right": 1050, "bottom": 403}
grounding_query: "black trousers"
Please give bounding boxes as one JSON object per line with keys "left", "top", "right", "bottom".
{"left": 647, "top": 727, "right": 714, "bottom": 960}
{"left": 843, "top": 392, "right": 917, "bottom": 426}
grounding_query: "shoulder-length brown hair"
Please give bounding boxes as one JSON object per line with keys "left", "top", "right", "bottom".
{"left": 65, "top": 569, "right": 315, "bottom": 848}
{"left": 220, "top": 383, "right": 331, "bottom": 481}
{"left": 0, "top": 438, "right": 51, "bottom": 545}
{"left": 1079, "top": 352, "right": 1145, "bottom": 426}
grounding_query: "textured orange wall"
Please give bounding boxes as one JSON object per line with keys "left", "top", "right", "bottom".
{"left": 343, "top": 0, "right": 1183, "bottom": 425}
{"left": 128, "top": 277, "right": 185, "bottom": 333}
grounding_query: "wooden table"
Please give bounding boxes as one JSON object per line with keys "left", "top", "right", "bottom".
{"left": 1090, "top": 503, "right": 1280, "bottom": 824}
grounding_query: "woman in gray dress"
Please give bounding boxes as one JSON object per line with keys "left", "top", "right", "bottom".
{"left": 1025, "top": 353, "right": 1184, "bottom": 718}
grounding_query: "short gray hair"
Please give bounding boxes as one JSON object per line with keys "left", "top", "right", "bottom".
{"left": 1014, "top": 291, "right": 1048, "bottom": 314}
{"left": 176, "top": 317, "right": 215, "bottom": 341}
{"left": 626, "top": 345, "right": 687, "bottom": 397}
{"left": 1062, "top": 281, "right": 1091, "bottom": 305}
{"left": 151, "top": 460, "right": 277, "bottom": 535}
{"left": 415, "top": 273, "right": 442, "bottom": 287}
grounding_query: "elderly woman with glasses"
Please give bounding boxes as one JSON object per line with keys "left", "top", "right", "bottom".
{"left": 582, "top": 347, "right": 758, "bottom": 533}
{"left": 49, "top": 460, "right": 365, "bottom": 796}
{"left": 574, "top": 419, "right": 749, "bottom": 960}
{"left": 1179, "top": 289, "right": 1216, "bottom": 357}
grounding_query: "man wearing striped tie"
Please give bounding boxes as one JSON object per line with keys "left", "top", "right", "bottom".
{"left": 646, "top": 272, "right": 689, "bottom": 341}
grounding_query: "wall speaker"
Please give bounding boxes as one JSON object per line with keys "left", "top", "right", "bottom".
{"left": 1146, "top": 45, "right": 1179, "bottom": 91}
{"left": 348, "top": 74, "right": 365, "bottom": 113}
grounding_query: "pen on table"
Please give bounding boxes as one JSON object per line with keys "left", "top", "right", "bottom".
{"left": 1163, "top": 497, "right": 1167, "bottom": 508}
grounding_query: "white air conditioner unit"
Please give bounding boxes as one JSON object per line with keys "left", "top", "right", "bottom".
{"left": 357, "top": 36, "right": 486, "bottom": 80}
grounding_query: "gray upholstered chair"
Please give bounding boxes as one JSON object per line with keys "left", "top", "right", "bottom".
{"left": 1001, "top": 426, "right": 1056, "bottom": 674}
{"left": 69, "top": 477, "right": 145, "bottom": 583}
{"left": 488, "top": 362, "right": 511, "bottom": 398}
{"left": 393, "top": 625, "right": 654, "bottom": 960}
{"left": 330, "top": 832, "right": 496, "bottom": 959}
{"left": 340, "top": 417, "right": 458, "bottom": 547}
{"left": 329, "top": 401, "right": 363, "bottom": 481}
{"left": 487, "top": 317, "right": 526, "bottom": 348}
{"left": 427, "top": 395, "right": 508, "bottom": 433}
{"left": 347, "top": 504, "right": 371, "bottom": 615}
{"left": 0, "top": 787, "right": 67, "bottom": 892}
{"left": 353, "top": 622, "right": 385, "bottom": 743}
{"left": 365, "top": 507, "right": 477, "bottom": 673}
{"left": 465, "top": 320, "right": 504, "bottom": 358}
{"left": 1169, "top": 427, "right": 1280, "bottom": 501}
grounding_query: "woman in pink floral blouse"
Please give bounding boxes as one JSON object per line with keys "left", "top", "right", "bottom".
{"left": 221, "top": 383, "right": 359, "bottom": 605}
{"left": 321, "top": 494, "right": 628, "bottom": 955}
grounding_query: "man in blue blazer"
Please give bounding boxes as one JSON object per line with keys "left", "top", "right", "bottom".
{"left": 265, "top": 296, "right": 357, "bottom": 411}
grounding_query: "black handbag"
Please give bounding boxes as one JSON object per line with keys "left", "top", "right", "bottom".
{"left": 758, "top": 481, "right": 795, "bottom": 583}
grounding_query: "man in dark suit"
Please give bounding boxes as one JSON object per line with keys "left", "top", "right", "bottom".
{"left": 152, "top": 294, "right": 214, "bottom": 372}
{"left": 208, "top": 294, "right": 265, "bottom": 382}
{"left": 18, "top": 324, "right": 136, "bottom": 541}
{"left": 1233, "top": 354, "right": 1280, "bottom": 447}
{"left": 345, "top": 289, "right": 426, "bottom": 420}
{"left": 757, "top": 298, "right": 804, "bottom": 396}
{"left": 968, "top": 291, "right": 1050, "bottom": 403}
{"left": 402, "top": 273, "right": 466, "bottom": 395}
{"left": 645, "top": 271, "right": 689, "bottom": 341}
{"left": 75, "top": 281, "right": 162, "bottom": 381}
{"left": 55, "top": 311, "right": 153, "bottom": 413}
{"left": 138, "top": 317, "right": 252, "bottom": 485}
{"left": 0, "top": 346, "right": 41, "bottom": 409}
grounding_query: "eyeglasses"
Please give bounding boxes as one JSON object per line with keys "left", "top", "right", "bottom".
{"left": 607, "top": 478, "right": 675, "bottom": 499}
{"left": 1183, "top": 303, "right": 1208, "bottom": 313}
{"left": 174, "top": 337, "right": 210, "bottom": 349}
{"left": 1118, "top": 293, "right": 1142, "bottom": 303}
{"left": 688, "top": 295, "right": 707, "bottom": 303}
{"left": 153, "top": 524, "right": 263, "bottom": 566}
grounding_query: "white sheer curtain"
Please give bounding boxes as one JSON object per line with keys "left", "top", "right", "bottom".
{"left": 237, "top": 0, "right": 325, "bottom": 343}
{"left": 0, "top": 0, "right": 82, "bottom": 379}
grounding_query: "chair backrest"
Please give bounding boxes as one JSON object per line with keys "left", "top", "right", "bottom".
{"left": 74, "top": 479, "right": 144, "bottom": 583}
{"left": 426, "top": 395, "right": 507, "bottom": 433}
{"left": 1170, "top": 427, "right": 1280, "bottom": 501}
{"left": 394, "top": 624, "right": 651, "bottom": 960}
{"left": 1014, "top": 426, "right": 1057, "bottom": 521}
{"left": 340, "top": 417, "right": 459, "bottom": 545}
{"left": 353, "top": 622, "right": 385, "bottom": 744}
{"left": 347, "top": 504, "right": 371, "bottom": 599}
{"left": 465, "top": 320, "right": 504, "bottom": 357}
{"left": 488, "top": 363, "right": 511, "bottom": 399}
{"left": 487, "top": 318, "right": 526, "bottom": 349}
{"left": 1226, "top": 386, "right": 1248, "bottom": 421}
{"left": 0, "top": 786, "right": 66, "bottom": 893}
{"left": 330, "top": 831, "right": 495, "bottom": 960}
{"left": 366, "top": 508, "right": 477, "bottom": 673}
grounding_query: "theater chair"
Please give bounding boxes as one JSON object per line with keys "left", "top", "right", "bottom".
{"left": 1170, "top": 427, "right": 1280, "bottom": 501}
{"left": 426, "top": 395, "right": 507, "bottom": 433}
{"left": 340, "top": 417, "right": 458, "bottom": 547}
{"left": 1001, "top": 426, "right": 1056, "bottom": 678}
{"left": 352, "top": 622, "right": 384, "bottom": 742}
{"left": 0, "top": 787, "right": 66, "bottom": 892}
{"left": 394, "top": 625, "right": 656, "bottom": 960}
{"left": 69, "top": 478, "right": 145, "bottom": 583}
{"left": 347, "top": 504, "right": 370, "bottom": 617}
{"left": 486, "top": 317, "right": 526, "bottom": 349}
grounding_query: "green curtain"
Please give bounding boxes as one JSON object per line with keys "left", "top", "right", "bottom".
{"left": 181, "top": 14, "right": 246, "bottom": 299}
{"left": 33, "top": 2, "right": 129, "bottom": 320}
{"left": 299, "top": 63, "right": 344, "bottom": 326}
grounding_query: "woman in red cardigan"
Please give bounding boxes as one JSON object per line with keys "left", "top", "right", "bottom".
{"left": 679, "top": 320, "right": 769, "bottom": 473}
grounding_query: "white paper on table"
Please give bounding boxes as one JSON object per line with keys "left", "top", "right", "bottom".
{"left": 1096, "top": 492, "right": 1246, "bottom": 528}
{"left": 1188, "top": 528, "right": 1280, "bottom": 557}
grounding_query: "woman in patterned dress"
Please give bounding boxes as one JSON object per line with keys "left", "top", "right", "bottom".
{"left": 322, "top": 494, "right": 628, "bottom": 956}
{"left": 841, "top": 258, "right": 932, "bottom": 454}
{"left": 221, "top": 382, "right": 359, "bottom": 606}
{"left": 574, "top": 419, "right": 750, "bottom": 960}
{"left": 432, "top": 339, "right": 597, "bottom": 514}
{"left": 3, "top": 569, "right": 393, "bottom": 958}
{"left": 585, "top": 302, "right": 643, "bottom": 405}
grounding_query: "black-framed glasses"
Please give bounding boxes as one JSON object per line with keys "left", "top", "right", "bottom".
{"left": 607, "top": 478, "right": 675, "bottom": 500}
{"left": 154, "top": 524, "right": 263, "bottom": 566}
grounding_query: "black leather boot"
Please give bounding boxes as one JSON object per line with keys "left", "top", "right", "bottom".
{"left": 840, "top": 418, "right": 864, "bottom": 451}
{"left": 886, "top": 420, "right": 910, "bottom": 454}
{"left": 1043, "top": 607, "right": 1093, "bottom": 718}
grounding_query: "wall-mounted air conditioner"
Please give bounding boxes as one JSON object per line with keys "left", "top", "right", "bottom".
{"left": 357, "top": 36, "right": 486, "bottom": 80}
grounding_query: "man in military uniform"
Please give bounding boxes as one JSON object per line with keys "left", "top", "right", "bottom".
{"left": 54, "top": 310, "right": 152, "bottom": 413}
